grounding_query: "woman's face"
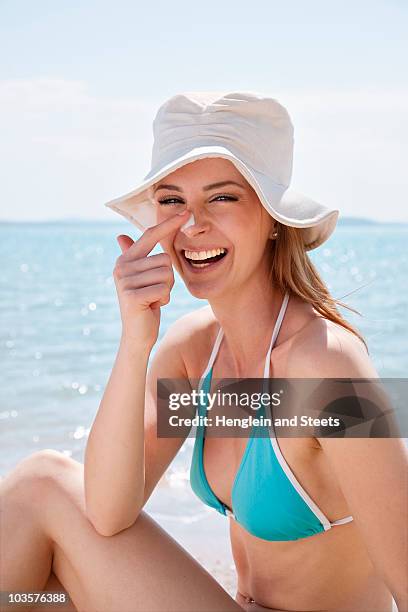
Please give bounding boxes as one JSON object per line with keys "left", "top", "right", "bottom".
{"left": 152, "top": 158, "right": 275, "bottom": 300}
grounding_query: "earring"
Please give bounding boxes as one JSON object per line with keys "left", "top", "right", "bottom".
{"left": 270, "top": 230, "right": 278, "bottom": 239}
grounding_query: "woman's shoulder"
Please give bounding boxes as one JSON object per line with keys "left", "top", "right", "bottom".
{"left": 162, "top": 305, "right": 218, "bottom": 376}
{"left": 286, "top": 313, "right": 376, "bottom": 378}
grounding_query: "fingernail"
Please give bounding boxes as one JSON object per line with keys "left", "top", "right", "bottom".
{"left": 177, "top": 210, "right": 188, "bottom": 216}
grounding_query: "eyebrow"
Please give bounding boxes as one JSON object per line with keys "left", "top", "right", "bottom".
{"left": 153, "top": 180, "right": 246, "bottom": 194}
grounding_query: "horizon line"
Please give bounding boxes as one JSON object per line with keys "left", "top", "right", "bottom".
{"left": 0, "top": 215, "right": 407, "bottom": 225}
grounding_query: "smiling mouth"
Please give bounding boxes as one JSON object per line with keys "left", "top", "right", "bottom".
{"left": 182, "top": 249, "right": 228, "bottom": 268}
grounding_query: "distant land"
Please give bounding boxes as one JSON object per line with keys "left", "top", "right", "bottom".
{"left": 0, "top": 216, "right": 407, "bottom": 226}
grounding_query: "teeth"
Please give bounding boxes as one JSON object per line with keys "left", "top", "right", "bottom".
{"left": 184, "top": 248, "right": 226, "bottom": 261}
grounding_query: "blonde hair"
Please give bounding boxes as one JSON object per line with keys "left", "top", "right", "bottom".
{"left": 268, "top": 223, "right": 369, "bottom": 354}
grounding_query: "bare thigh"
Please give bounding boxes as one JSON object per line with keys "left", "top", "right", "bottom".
{"left": 30, "top": 572, "right": 78, "bottom": 612}
{"left": 2, "top": 450, "right": 244, "bottom": 612}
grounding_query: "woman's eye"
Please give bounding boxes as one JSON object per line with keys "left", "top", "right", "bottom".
{"left": 210, "top": 195, "right": 238, "bottom": 202}
{"left": 158, "top": 197, "right": 183, "bottom": 206}
{"left": 157, "top": 194, "right": 238, "bottom": 206}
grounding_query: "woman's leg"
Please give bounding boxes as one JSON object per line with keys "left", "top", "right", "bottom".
{"left": 31, "top": 572, "right": 78, "bottom": 612}
{"left": 1, "top": 449, "right": 243, "bottom": 612}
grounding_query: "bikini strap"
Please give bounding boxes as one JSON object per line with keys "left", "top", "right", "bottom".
{"left": 198, "top": 326, "right": 224, "bottom": 392}
{"left": 263, "top": 291, "right": 290, "bottom": 379}
{"left": 198, "top": 291, "right": 290, "bottom": 389}
{"left": 330, "top": 515, "right": 354, "bottom": 526}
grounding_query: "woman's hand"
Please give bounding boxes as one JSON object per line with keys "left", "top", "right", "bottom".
{"left": 113, "top": 210, "right": 189, "bottom": 349}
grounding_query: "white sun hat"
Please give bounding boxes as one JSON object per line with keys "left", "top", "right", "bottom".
{"left": 104, "top": 91, "right": 339, "bottom": 251}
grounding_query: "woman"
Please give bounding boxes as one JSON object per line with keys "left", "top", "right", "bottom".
{"left": 1, "top": 92, "right": 407, "bottom": 612}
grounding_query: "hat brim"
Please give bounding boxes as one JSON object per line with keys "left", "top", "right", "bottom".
{"left": 105, "top": 145, "right": 339, "bottom": 251}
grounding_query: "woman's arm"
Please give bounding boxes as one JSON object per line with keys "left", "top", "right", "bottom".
{"left": 84, "top": 316, "right": 190, "bottom": 537}
{"left": 318, "top": 435, "right": 407, "bottom": 611}
{"left": 83, "top": 335, "right": 150, "bottom": 536}
{"left": 290, "top": 320, "right": 408, "bottom": 610}
{"left": 84, "top": 212, "right": 192, "bottom": 536}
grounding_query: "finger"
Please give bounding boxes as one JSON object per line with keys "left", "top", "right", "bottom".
{"left": 116, "top": 234, "right": 135, "bottom": 254}
{"left": 119, "top": 267, "right": 174, "bottom": 290}
{"left": 123, "top": 283, "right": 169, "bottom": 306}
{"left": 122, "top": 210, "right": 189, "bottom": 260}
{"left": 114, "top": 254, "right": 172, "bottom": 279}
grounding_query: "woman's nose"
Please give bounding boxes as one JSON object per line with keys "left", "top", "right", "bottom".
{"left": 180, "top": 211, "right": 208, "bottom": 237}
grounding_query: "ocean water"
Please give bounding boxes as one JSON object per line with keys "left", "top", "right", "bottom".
{"left": 1, "top": 221, "right": 407, "bottom": 527}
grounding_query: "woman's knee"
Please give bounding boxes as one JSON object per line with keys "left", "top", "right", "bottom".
{"left": 1, "top": 449, "right": 82, "bottom": 506}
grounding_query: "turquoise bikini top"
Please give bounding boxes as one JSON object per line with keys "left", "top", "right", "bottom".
{"left": 190, "top": 292, "right": 353, "bottom": 541}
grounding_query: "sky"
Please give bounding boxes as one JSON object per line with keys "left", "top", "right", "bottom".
{"left": 1, "top": 0, "right": 407, "bottom": 222}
